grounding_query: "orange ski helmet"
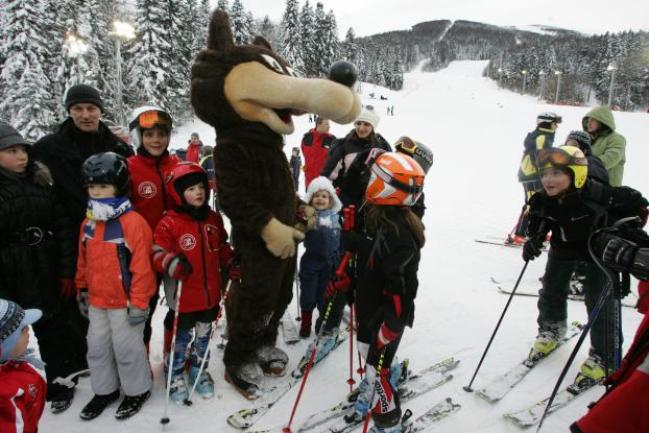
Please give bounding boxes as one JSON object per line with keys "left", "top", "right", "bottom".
{"left": 365, "top": 152, "right": 425, "bottom": 206}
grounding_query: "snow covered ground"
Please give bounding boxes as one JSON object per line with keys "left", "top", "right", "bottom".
{"left": 40, "top": 60, "right": 649, "bottom": 432}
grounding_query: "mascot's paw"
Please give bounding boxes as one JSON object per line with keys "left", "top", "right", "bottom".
{"left": 295, "top": 204, "right": 316, "bottom": 233}
{"left": 261, "top": 217, "right": 305, "bottom": 258}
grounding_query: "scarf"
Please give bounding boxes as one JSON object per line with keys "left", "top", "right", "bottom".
{"left": 86, "top": 196, "right": 132, "bottom": 222}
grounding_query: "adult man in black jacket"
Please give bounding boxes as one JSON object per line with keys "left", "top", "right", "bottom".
{"left": 31, "top": 84, "right": 133, "bottom": 413}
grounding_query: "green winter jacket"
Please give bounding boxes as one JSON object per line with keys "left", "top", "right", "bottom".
{"left": 582, "top": 106, "right": 626, "bottom": 186}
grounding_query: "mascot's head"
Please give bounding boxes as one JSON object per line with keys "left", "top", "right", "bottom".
{"left": 191, "top": 11, "right": 361, "bottom": 135}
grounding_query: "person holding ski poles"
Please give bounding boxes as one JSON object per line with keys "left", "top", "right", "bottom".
{"left": 127, "top": 106, "right": 181, "bottom": 354}
{"left": 75, "top": 152, "right": 156, "bottom": 420}
{"left": 340, "top": 152, "right": 426, "bottom": 433}
{"left": 522, "top": 145, "right": 648, "bottom": 388}
{"left": 571, "top": 217, "right": 649, "bottom": 433}
{"left": 153, "top": 162, "right": 237, "bottom": 403}
{"left": 510, "top": 112, "right": 561, "bottom": 245}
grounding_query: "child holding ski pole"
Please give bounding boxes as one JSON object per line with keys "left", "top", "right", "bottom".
{"left": 341, "top": 152, "right": 426, "bottom": 433}
{"left": 523, "top": 145, "right": 648, "bottom": 388}
{"left": 153, "top": 162, "right": 237, "bottom": 403}
{"left": 75, "top": 152, "right": 156, "bottom": 420}
{"left": 298, "top": 176, "right": 343, "bottom": 338}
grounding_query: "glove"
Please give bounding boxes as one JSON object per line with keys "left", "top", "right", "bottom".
{"left": 601, "top": 235, "right": 637, "bottom": 272}
{"left": 261, "top": 217, "right": 305, "bottom": 258}
{"left": 228, "top": 258, "right": 242, "bottom": 280}
{"left": 167, "top": 254, "right": 193, "bottom": 281}
{"left": 376, "top": 322, "right": 400, "bottom": 351}
{"left": 58, "top": 278, "right": 76, "bottom": 299}
{"left": 342, "top": 231, "right": 360, "bottom": 253}
{"left": 522, "top": 237, "right": 544, "bottom": 261}
{"left": 295, "top": 205, "right": 317, "bottom": 233}
{"left": 127, "top": 305, "right": 149, "bottom": 326}
{"left": 77, "top": 289, "right": 89, "bottom": 319}
{"left": 325, "top": 272, "right": 352, "bottom": 298}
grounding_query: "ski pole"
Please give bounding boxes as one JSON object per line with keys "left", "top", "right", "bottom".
{"left": 184, "top": 280, "right": 231, "bottom": 405}
{"left": 536, "top": 227, "right": 619, "bottom": 431}
{"left": 161, "top": 280, "right": 184, "bottom": 427}
{"left": 348, "top": 303, "right": 356, "bottom": 392}
{"left": 282, "top": 297, "right": 337, "bottom": 433}
{"left": 295, "top": 244, "right": 301, "bottom": 320}
{"left": 463, "top": 260, "right": 529, "bottom": 392}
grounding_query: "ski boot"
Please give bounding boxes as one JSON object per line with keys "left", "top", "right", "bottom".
{"left": 256, "top": 345, "right": 289, "bottom": 376}
{"left": 225, "top": 362, "right": 264, "bottom": 400}
{"left": 527, "top": 331, "right": 559, "bottom": 365}
{"left": 50, "top": 387, "right": 75, "bottom": 414}
{"left": 79, "top": 390, "right": 120, "bottom": 421}
{"left": 573, "top": 355, "right": 608, "bottom": 389}
{"left": 114, "top": 390, "right": 151, "bottom": 420}
{"left": 188, "top": 366, "right": 215, "bottom": 399}
{"left": 368, "top": 423, "right": 403, "bottom": 433}
{"left": 169, "top": 372, "right": 189, "bottom": 404}
{"left": 348, "top": 359, "right": 409, "bottom": 402}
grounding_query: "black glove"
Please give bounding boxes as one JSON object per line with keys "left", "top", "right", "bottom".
{"left": 342, "top": 231, "right": 360, "bottom": 253}
{"left": 522, "top": 237, "right": 543, "bottom": 261}
{"left": 600, "top": 235, "right": 637, "bottom": 272}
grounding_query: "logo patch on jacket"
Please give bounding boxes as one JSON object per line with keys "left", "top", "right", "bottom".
{"left": 179, "top": 234, "right": 197, "bottom": 251}
{"left": 138, "top": 181, "right": 157, "bottom": 199}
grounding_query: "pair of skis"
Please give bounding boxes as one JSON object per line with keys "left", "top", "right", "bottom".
{"left": 233, "top": 357, "right": 461, "bottom": 433}
{"left": 475, "top": 321, "right": 600, "bottom": 427}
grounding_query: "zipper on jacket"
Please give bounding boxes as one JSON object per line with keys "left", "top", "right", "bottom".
{"left": 156, "top": 159, "right": 167, "bottom": 210}
{"left": 198, "top": 222, "right": 211, "bottom": 306}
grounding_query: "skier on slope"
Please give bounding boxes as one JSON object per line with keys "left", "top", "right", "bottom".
{"left": 152, "top": 162, "right": 238, "bottom": 402}
{"left": 522, "top": 145, "right": 648, "bottom": 388}
{"left": 509, "top": 112, "right": 561, "bottom": 245}
{"left": 126, "top": 106, "right": 181, "bottom": 354}
{"left": 340, "top": 152, "right": 426, "bottom": 433}
{"left": 571, "top": 221, "right": 649, "bottom": 433}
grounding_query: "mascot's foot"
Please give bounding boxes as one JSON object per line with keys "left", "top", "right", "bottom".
{"left": 225, "top": 363, "right": 263, "bottom": 400}
{"left": 256, "top": 346, "right": 289, "bottom": 377}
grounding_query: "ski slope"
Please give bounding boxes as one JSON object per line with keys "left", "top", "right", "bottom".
{"left": 40, "top": 60, "right": 649, "bottom": 432}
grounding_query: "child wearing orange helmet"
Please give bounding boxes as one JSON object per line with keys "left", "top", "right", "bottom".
{"left": 341, "top": 152, "right": 427, "bottom": 433}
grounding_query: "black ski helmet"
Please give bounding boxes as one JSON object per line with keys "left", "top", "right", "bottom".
{"left": 536, "top": 112, "right": 562, "bottom": 126}
{"left": 82, "top": 152, "right": 130, "bottom": 196}
{"left": 0, "top": 121, "right": 32, "bottom": 151}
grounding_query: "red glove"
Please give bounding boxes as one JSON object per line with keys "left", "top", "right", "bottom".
{"left": 228, "top": 259, "right": 242, "bottom": 280}
{"left": 376, "top": 322, "right": 400, "bottom": 351}
{"left": 167, "top": 254, "right": 193, "bottom": 281}
{"left": 325, "top": 272, "right": 351, "bottom": 298}
{"left": 58, "top": 278, "right": 76, "bottom": 299}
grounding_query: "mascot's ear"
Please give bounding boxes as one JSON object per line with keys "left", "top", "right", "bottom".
{"left": 252, "top": 36, "right": 272, "bottom": 51}
{"left": 207, "top": 10, "right": 234, "bottom": 51}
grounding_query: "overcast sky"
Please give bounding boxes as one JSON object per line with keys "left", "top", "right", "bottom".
{"left": 218, "top": 0, "right": 649, "bottom": 38}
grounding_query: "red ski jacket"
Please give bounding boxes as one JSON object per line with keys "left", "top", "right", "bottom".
{"left": 301, "top": 129, "right": 335, "bottom": 189}
{"left": 153, "top": 209, "right": 232, "bottom": 313}
{"left": 0, "top": 361, "right": 46, "bottom": 433}
{"left": 571, "top": 280, "right": 649, "bottom": 433}
{"left": 127, "top": 152, "right": 181, "bottom": 230}
{"left": 186, "top": 141, "right": 202, "bottom": 163}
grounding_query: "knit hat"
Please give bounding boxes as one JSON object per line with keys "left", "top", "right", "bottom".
{"left": 65, "top": 84, "right": 104, "bottom": 112}
{"left": 0, "top": 121, "right": 32, "bottom": 151}
{"left": 566, "top": 130, "right": 592, "bottom": 154}
{"left": 305, "top": 176, "right": 342, "bottom": 212}
{"left": 355, "top": 106, "right": 380, "bottom": 129}
{"left": 0, "top": 299, "right": 41, "bottom": 362}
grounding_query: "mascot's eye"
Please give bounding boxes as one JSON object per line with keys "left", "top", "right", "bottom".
{"left": 285, "top": 67, "right": 300, "bottom": 78}
{"left": 261, "top": 54, "right": 285, "bottom": 74}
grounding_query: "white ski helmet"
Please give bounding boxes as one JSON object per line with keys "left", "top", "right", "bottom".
{"left": 129, "top": 105, "right": 173, "bottom": 148}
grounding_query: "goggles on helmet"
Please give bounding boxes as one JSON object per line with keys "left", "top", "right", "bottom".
{"left": 395, "top": 136, "right": 418, "bottom": 155}
{"left": 132, "top": 110, "right": 171, "bottom": 130}
{"left": 536, "top": 147, "right": 587, "bottom": 168}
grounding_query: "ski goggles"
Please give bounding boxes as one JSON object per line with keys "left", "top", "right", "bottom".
{"left": 395, "top": 136, "right": 418, "bottom": 155}
{"left": 394, "top": 137, "right": 434, "bottom": 169}
{"left": 133, "top": 110, "right": 171, "bottom": 130}
{"left": 536, "top": 147, "right": 587, "bottom": 168}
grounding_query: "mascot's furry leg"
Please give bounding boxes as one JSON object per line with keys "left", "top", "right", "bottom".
{"left": 224, "top": 242, "right": 295, "bottom": 398}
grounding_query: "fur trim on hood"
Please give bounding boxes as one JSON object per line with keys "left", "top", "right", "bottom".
{"left": 305, "top": 176, "right": 342, "bottom": 212}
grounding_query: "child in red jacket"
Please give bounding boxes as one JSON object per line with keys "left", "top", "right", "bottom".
{"left": 153, "top": 162, "right": 235, "bottom": 402}
{"left": 127, "top": 106, "right": 181, "bottom": 349}
{"left": 0, "top": 299, "right": 46, "bottom": 433}
{"left": 75, "top": 152, "right": 156, "bottom": 421}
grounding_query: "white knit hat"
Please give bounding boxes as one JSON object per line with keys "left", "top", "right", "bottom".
{"left": 355, "top": 106, "right": 380, "bottom": 129}
{"left": 305, "top": 176, "right": 342, "bottom": 212}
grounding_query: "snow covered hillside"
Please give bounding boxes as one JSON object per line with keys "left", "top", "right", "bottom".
{"left": 41, "top": 61, "right": 649, "bottom": 432}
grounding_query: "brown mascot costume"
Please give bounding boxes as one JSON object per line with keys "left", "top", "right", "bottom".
{"left": 191, "top": 10, "right": 361, "bottom": 399}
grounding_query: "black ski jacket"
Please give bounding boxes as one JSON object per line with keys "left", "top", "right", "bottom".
{"left": 0, "top": 162, "right": 76, "bottom": 315}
